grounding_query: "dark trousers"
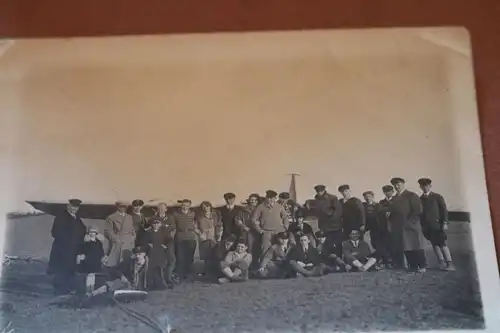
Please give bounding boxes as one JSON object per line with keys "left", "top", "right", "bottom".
{"left": 325, "top": 230, "right": 344, "bottom": 257}
{"left": 175, "top": 239, "right": 197, "bottom": 279}
{"left": 404, "top": 250, "right": 427, "bottom": 270}
{"left": 242, "top": 230, "right": 261, "bottom": 270}
{"left": 390, "top": 231, "right": 405, "bottom": 268}
{"left": 53, "top": 271, "right": 76, "bottom": 294}
{"left": 163, "top": 246, "right": 176, "bottom": 284}
{"left": 148, "top": 266, "right": 168, "bottom": 290}
{"left": 370, "top": 229, "right": 391, "bottom": 264}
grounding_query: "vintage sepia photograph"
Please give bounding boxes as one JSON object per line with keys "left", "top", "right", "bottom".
{"left": 0, "top": 28, "right": 499, "bottom": 333}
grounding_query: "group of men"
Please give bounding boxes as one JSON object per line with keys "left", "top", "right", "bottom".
{"left": 47, "top": 176, "right": 455, "bottom": 295}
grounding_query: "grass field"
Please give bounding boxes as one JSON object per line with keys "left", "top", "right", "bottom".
{"left": 0, "top": 216, "right": 484, "bottom": 332}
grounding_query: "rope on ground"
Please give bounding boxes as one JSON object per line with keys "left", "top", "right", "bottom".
{"left": 111, "top": 296, "right": 170, "bottom": 333}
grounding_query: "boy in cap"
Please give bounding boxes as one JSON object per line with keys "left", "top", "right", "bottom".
{"left": 77, "top": 226, "right": 105, "bottom": 294}
{"left": 218, "top": 239, "right": 253, "bottom": 283}
{"left": 338, "top": 184, "right": 366, "bottom": 240}
{"left": 287, "top": 209, "right": 315, "bottom": 247}
{"left": 418, "top": 178, "right": 455, "bottom": 271}
{"left": 313, "top": 185, "right": 343, "bottom": 258}
{"left": 142, "top": 217, "right": 175, "bottom": 289}
{"left": 342, "top": 230, "right": 380, "bottom": 272}
{"left": 251, "top": 190, "right": 290, "bottom": 256}
{"left": 257, "top": 232, "right": 293, "bottom": 279}
{"left": 389, "top": 177, "right": 427, "bottom": 272}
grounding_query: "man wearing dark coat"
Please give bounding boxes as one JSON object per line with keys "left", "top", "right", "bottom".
{"left": 375, "top": 186, "right": 396, "bottom": 266}
{"left": 288, "top": 233, "right": 326, "bottom": 277}
{"left": 338, "top": 184, "right": 366, "bottom": 240}
{"left": 313, "top": 185, "right": 343, "bottom": 257}
{"left": 418, "top": 178, "right": 456, "bottom": 271}
{"left": 219, "top": 192, "right": 243, "bottom": 240}
{"left": 48, "top": 199, "right": 87, "bottom": 295}
{"left": 388, "top": 177, "right": 427, "bottom": 272}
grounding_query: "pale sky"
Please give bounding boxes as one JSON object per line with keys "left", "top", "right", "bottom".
{"left": 0, "top": 28, "right": 474, "bottom": 212}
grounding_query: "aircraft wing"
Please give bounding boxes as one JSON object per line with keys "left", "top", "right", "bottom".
{"left": 25, "top": 200, "right": 218, "bottom": 220}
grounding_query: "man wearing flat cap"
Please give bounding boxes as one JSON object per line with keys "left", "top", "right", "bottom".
{"left": 131, "top": 199, "right": 147, "bottom": 233}
{"left": 48, "top": 198, "right": 87, "bottom": 294}
{"left": 251, "top": 190, "right": 289, "bottom": 256}
{"left": 418, "top": 178, "right": 455, "bottom": 271}
{"left": 104, "top": 201, "right": 136, "bottom": 267}
{"left": 388, "top": 177, "right": 427, "bottom": 272}
{"left": 313, "top": 185, "right": 343, "bottom": 258}
{"left": 219, "top": 192, "right": 243, "bottom": 241}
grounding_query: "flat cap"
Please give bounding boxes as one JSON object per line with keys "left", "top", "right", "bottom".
{"left": 418, "top": 178, "right": 432, "bottom": 186}
{"left": 265, "top": 190, "right": 278, "bottom": 198}
{"left": 390, "top": 177, "right": 405, "bottom": 185}
{"left": 382, "top": 185, "right": 394, "bottom": 192}
{"left": 133, "top": 245, "right": 149, "bottom": 254}
{"left": 279, "top": 192, "right": 291, "bottom": 200}
{"left": 315, "top": 230, "right": 325, "bottom": 238}
{"left": 132, "top": 199, "right": 144, "bottom": 207}
{"left": 115, "top": 200, "right": 129, "bottom": 207}
{"left": 314, "top": 185, "right": 326, "bottom": 191}
{"left": 338, "top": 184, "right": 350, "bottom": 192}
{"left": 362, "top": 191, "right": 374, "bottom": 197}
{"left": 178, "top": 199, "right": 192, "bottom": 204}
{"left": 224, "top": 235, "right": 237, "bottom": 243}
{"left": 223, "top": 192, "right": 236, "bottom": 200}
{"left": 68, "top": 198, "right": 82, "bottom": 206}
{"left": 275, "top": 232, "right": 288, "bottom": 240}
{"left": 87, "top": 226, "right": 99, "bottom": 234}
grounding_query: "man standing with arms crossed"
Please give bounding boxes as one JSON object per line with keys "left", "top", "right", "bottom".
{"left": 313, "top": 185, "right": 343, "bottom": 258}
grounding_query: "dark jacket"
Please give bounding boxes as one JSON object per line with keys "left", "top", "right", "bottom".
{"left": 315, "top": 192, "right": 343, "bottom": 232}
{"left": 218, "top": 205, "right": 243, "bottom": 239}
{"left": 48, "top": 210, "right": 87, "bottom": 274}
{"left": 287, "top": 222, "right": 315, "bottom": 244}
{"left": 142, "top": 227, "right": 174, "bottom": 268}
{"left": 260, "top": 244, "right": 292, "bottom": 269}
{"left": 420, "top": 192, "right": 448, "bottom": 230}
{"left": 112, "top": 257, "right": 149, "bottom": 291}
{"left": 340, "top": 197, "right": 366, "bottom": 231}
{"left": 378, "top": 198, "right": 393, "bottom": 232}
{"left": 342, "top": 239, "right": 372, "bottom": 264}
{"left": 288, "top": 245, "right": 321, "bottom": 265}
{"left": 363, "top": 202, "right": 380, "bottom": 231}
{"left": 77, "top": 239, "right": 104, "bottom": 273}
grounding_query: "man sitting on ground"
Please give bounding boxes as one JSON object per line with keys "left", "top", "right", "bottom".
{"left": 218, "top": 239, "right": 253, "bottom": 284}
{"left": 315, "top": 231, "right": 350, "bottom": 272}
{"left": 85, "top": 245, "right": 150, "bottom": 298}
{"left": 257, "top": 232, "right": 293, "bottom": 279}
{"left": 342, "top": 230, "right": 380, "bottom": 272}
{"left": 288, "top": 233, "right": 326, "bottom": 277}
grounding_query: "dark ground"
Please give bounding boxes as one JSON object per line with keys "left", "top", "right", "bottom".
{"left": 0, "top": 216, "right": 484, "bottom": 333}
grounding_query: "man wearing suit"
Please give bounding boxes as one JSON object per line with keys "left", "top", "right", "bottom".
{"left": 377, "top": 186, "right": 396, "bottom": 267}
{"left": 388, "top": 177, "right": 427, "bottom": 272}
{"left": 104, "top": 201, "right": 136, "bottom": 267}
{"left": 219, "top": 193, "right": 243, "bottom": 241}
{"left": 418, "top": 178, "right": 456, "bottom": 271}
{"left": 342, "top": 230, "right": 379, "bottom": 272}
{"left": 313, "top": 185, "right": 343, "bottom": 257}
{"left": 288, "top": 233, "right": 326, "bottom": 277}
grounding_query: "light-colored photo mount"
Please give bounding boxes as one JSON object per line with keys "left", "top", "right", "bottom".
{"left": 0, "top": 27, "right": 498, "bottom": 333}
